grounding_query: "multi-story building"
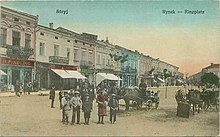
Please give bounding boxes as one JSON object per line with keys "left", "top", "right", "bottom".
{"left": 118, "top": 47, "right": 140, "bottom": 87}
{"left": 0, "top": 6, "right": 38, "bottom": 91}
{"left": 189, "top": 63, "right": 220, "bottom": 84}
{"left": 56, "top": 28, "right": 96, "bottom": 85}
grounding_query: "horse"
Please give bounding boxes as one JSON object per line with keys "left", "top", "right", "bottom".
{"left": 186, "top": 89, "right": 203, "bottom": 115}
{"left": 120, "top": 87, "right": 143, "bottom": 111}
{"left": 201, "top": 88, "right": 219, "bottom": 110}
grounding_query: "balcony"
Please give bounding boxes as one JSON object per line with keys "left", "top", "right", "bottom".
{"left": 80, "top": 60, "right": 93, "bottom": 67}
{"left": 6, "top": 45, "right": 34, "bottom": 59}
{"left": 49, "top": 56, "right": 69, "bottom": 64}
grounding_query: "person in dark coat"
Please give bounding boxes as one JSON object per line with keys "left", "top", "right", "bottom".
{"left": 59, "top": 91, "right": 63, "bottom": 109}
{"left": 108, "top": 93, "right": 119, "bottom": 124}
{"left": 82, "top": 93, "right": 93, "bottom": 125}
{"left": 96, "top": 90, "right": 108, "bottom": 124}
{"left": 14, "top": 80, "right": 20, "bottom": 97}
{"left": 27, "top": 81, "right": 32, "bottom": 95}
{"left": 49, "top": 83, "right": 55, "bottom": 108}
{"left": 139, "top": 79, "right": 148, "bottom": 98}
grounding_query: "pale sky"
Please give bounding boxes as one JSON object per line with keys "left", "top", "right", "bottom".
{"left": 1, "top": 1, "right": 219, "bottom": 76}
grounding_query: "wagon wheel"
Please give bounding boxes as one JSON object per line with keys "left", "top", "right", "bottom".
{"left": 155, "top": 100, "right": 159, "bottom": 109}
{"left": 146, "top": 100, "right": 153, "bottom": 111}
{"left": 215, "top": 98, "right": 219, "bottom": 111}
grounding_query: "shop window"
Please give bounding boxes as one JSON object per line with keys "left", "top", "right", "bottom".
{"left": 1, "top": 28, "right": 7, "bottom": 45}
{"left": 25, "top": 33, "right": 31, "bottom": 48}
{"left": 39, "top": 42, "right": 45, "bottom": 56}
{"left": 12, "top": 30, "right": 20, "bottom": 46}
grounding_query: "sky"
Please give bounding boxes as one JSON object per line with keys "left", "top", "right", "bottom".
{"left": 1, "top": 0, "right": 219, "bottom": 76}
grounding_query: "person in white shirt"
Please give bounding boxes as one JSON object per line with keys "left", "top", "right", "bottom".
{"left": 70, "top": 90, "right": 82, "bottom": 125}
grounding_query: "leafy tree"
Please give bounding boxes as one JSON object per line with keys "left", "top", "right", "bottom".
{"left": 201, "top": 72, "right": 219, "bottom": 87}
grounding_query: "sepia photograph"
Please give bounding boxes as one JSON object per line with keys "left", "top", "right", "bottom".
{"left": 0, "top": 0, "right": 219, "bottom": 136}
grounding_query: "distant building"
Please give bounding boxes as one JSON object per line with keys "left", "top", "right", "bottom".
{"left": 0, "top": 6, "right": 38, "bottom": 91}
{"left": 189, "top": 63, "right": 220, "bottom": 85}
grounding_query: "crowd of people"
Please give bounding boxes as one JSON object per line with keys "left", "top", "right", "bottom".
{"left": 49, "top": 80, "right": 119, "bottom": 125}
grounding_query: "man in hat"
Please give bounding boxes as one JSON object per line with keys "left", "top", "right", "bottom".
{"left": 96, "top": 90, "right": 108, "bottom": 124}
{"left": 139, "top": 79, "right": 148, "bottom": 99}
{"left": 61, "top": 92, "right": 71, "bottom": 125}
{"left": 82, "top": 93, "right": 92, "bottom": 125}
{"left": 70, "top": 90, "right": 82, "bottom": 125}
{"left": 108, "top": 93, "right": 119, "bottom": 124}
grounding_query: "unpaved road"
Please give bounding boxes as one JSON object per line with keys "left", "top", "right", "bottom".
{"left": 0, "top": 87, "right": 219, "bottom": 136}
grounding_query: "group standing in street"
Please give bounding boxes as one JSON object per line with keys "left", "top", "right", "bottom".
{"left": 49, "top": 80, "right": 121, "bottom": 126}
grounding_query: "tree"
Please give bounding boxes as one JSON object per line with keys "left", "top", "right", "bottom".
{"left": 201, "top": 72, "right": 219, "bottom": 88}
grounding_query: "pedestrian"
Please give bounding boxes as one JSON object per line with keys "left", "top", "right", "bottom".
{"left": 27, "top": 81, "right": 32, "bottom": 95}
{"left": 61, "top": 92, "right": 71, "bottom": 125}
{"left": 108, "top": 93, "right": 118, "bottom": 124}
{"left": 82, "top": 93, "right": 92, "bottom": 125}
{"left": 49, "top": 83, "right": 55, "bottom": 108}
{"left": 96, "top": 90, "right": 108, "bottom": 124}
{"left": 14, "top": 80, "right": 20, "bottom": 97}
{"left": 70, "top": 90, "right": 82, "bottom": 125}
{"left": 59, "top": 90, "right": 63, "bottom": 109}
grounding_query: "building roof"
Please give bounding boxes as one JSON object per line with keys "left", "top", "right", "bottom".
{"left": 203, "top": 63, "right": 220, "bottom": 69}
{"left": 1, "top": 6, "right": 38, "bottom": 20}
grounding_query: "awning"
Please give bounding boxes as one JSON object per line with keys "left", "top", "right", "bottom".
{"left": 66, "top": 70, "right": 87, "bottom": 79}
{"left": 0, "top": 70, "right": 7, "bottom": 76}
{"left": 96, "top": 73, "right": 121, "bottom": 86}
{"left": 157, "top": 78, "right": 165, "bottom": 83}
{"left": 51, "top": 69, "right": 73, "bottom": 78}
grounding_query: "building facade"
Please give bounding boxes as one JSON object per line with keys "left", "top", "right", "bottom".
{"left": 56, "top": 28, "right": 96, "bottom": 84}
{"left": 0, "top": 6, "right": 38, "bottom": 91}
{"left": 118, "top": 47, "right": 140, "bottom": 87}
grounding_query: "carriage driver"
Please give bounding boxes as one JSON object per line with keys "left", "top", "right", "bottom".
{"left": 139, "top": 79, "right": 148, "bottom": 99}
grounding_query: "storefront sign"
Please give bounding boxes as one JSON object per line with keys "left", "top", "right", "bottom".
{"left": 1, "top": 58, "right": 34, "bottom": 67}
{"left": 50, "top": 64, "right": 77, "bottom": 70}
{"left": 81, "top": 69, "right": 95, "bottom": 75}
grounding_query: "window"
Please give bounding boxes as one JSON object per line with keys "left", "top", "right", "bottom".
{"left": 40, "top": 32, "right": 44, "bottom": 36}
{"left": 88, "top": 51, "right": 93, "bottom": 62}
{"left": 67, "top": 40, "right": 70, "bottom": 42}
{"left": 67, "top": 48, "right": 70, "bottom": 59}
{"left": 1, "top": 14, "right": 6, "bottom": 18}
{"left": 74, "top": 49, "right": 78, "bottom": 61}
{"left": 106, "top": 55, "right": 110, "bottom": 66}
{"left": 12, "top": 31, "right": 20, "bottom": 46}
{"left": 25, "top": 33, "right": 31, "bottom": 48}
{"left": 26, "top": 21, "right": 30, "bottom": 25}
{"left": 54, "top": 44, "right": 59, "bottom": 56}
{"left": 74, "top": 40, "right": 77, "bottom": 43}
{"left": 97, "top": 54, "right": 101, "bottom": 64}
{"left": 1, "top": 28, "right": 7, "bottom": 45}
{"left": 81, "top": 50, "right": 86, "bottom": 61}
{"left": 102, "top": 55, "right": 106, "bottom": 66}
{"left": 55, "top": 36, "right": 58, "bottom": 39}
{"left": 83, "top": 42, "right": 85, "bottom": 45}
{"left": 39, "top": 42, "right": 45, "bottom": 56}
{"left": 14, "top": 18, "right": 19, "bottom": 22}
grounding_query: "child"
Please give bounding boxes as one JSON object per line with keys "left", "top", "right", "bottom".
{"left": 108, "top": 93, "right": 118, "bottom": 124}
{"left": 61, "top": 92, "right": 71, "bottom": 125}
{"left": 82, "top": 93, "right": 93, "bottom": 125}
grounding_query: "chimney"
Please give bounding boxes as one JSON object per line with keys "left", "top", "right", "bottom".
{"left": 49, "top": 23, "right": 53, "bottom": 29}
